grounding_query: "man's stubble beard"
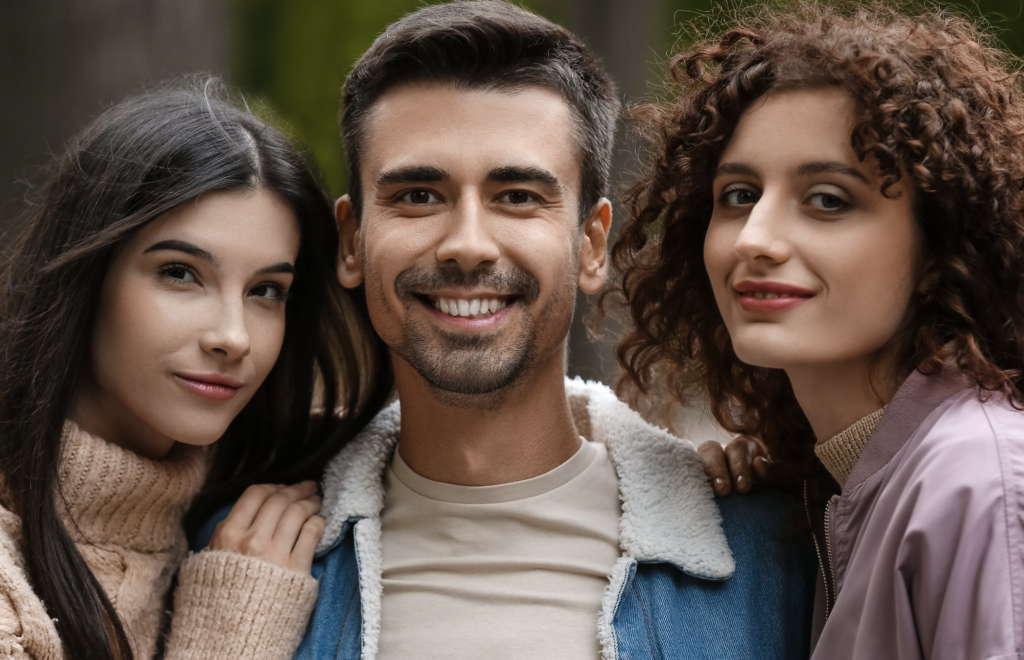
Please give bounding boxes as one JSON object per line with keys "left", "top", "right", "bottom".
{"left": 380, "top": 263, "right": 572, "bottom": 409}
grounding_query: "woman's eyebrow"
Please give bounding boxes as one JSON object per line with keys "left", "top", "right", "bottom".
{"left": 714, "top": 162, "right": 757, "bottom": 178}
{"left": 256, "top": 263, "right": 296, "bottom": 276}
{"left": 144, "top": 240, "right": 218, "bottom": 265}
{"left": 796, "top": 161, "right": 869, "bottom": 183}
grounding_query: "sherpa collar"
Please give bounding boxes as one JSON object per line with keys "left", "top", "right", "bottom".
{"left": 317, "top": 377, "right": 735, "bottom": 580}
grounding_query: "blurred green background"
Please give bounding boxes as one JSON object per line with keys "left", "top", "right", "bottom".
{"left": 3, "top": 0, "right": 1024, "bottom": 391}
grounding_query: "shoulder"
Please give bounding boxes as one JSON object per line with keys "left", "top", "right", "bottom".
{"left": 900, "top": 389, "right": 1023, "bottom": 497}
{"left": 716, "top": 487, "right": 816, "bottom": 572}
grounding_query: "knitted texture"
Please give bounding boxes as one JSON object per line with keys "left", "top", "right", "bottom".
{"left": 0, "top": 423, "right": 317, "bottom": 659}
{"left": 166, "top": 550, "right": 318, "bottom": 660}
{"left": 815, "top": 408, "right": 886, "bottom": 488}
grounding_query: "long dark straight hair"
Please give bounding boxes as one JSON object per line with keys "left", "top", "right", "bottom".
{"left": 0, "top": 78, "right": 392, "bottom": 660}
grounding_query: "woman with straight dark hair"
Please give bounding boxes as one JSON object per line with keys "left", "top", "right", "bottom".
{"left": 613, "top": 4, "right": 1024, "bottom": 658}
{"left": 0, "top": 78, "right": 391, "bottom": 659}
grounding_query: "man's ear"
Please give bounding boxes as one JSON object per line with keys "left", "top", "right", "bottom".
{"left": 336, "top": 195, "right": 363, "bottom": 289}
{"left": 577, "top": 198, "right": 612, "bottom": 295}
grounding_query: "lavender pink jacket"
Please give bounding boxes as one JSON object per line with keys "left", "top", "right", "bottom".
{"left": 810, "top": 366, "right": 1024, "bottom": 660}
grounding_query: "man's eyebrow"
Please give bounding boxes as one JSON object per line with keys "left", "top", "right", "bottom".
{"left": 376, "top": 166, "right": 450, "bottom": 187}
{"left": 796, "top": 161, "right": 870, "bottom": 183}
{"left": 487, "top": 166, "right": 562, "bottom": 190}
{"left": 256, "top": 263, "right": 296, "bottom": 276}
{"left": 144, "top": 240, "right": 217, "bottom": 265}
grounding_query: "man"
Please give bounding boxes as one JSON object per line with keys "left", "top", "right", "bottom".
{"left": 297, "top": 2, "right": 814, "bottom": 658}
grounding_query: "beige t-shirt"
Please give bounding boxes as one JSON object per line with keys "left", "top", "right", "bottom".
{"left": 378, "top": 439, "right": 622, "bottom": 660}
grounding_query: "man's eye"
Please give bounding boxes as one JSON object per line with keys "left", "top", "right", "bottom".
{"left": 401, "top": 190, "right": 439, "bottom": 204}
{"left": 502, "top": 190, "right": 535, "bottom": 205}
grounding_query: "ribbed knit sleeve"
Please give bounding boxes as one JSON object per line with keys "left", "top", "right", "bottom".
{"left": 164, "top": 550, "right": 318, "bottom": 660}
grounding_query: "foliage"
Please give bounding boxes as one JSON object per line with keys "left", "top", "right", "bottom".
{"left": 231, "top": 0, "right": 548, "bottom": 197}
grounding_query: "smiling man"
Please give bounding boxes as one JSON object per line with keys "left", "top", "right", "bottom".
{"left": 293, "top": 3, "right": 816, "bottom": 659}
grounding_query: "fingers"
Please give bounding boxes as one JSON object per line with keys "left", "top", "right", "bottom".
{"left": 724, "top": 438, "right": 756, "bottom": 494}
{"left": 288, "top": 515, "right": 326, "bottom": 574}
{"left": 209, "top": 480, "right": 322, "bottom": 572}
{"left": 271, "top": 494, "right": 322, "bottom": 550}
{"left": 753, "top": 454, "right": 772, "bottom": 482}
{"left": 250, "top": 480, "right": 318, "bottom": 533}
{"left": 219, "top": 483, "right": 285, "bottom": 532}
{"left": 697, "top": 440, "right": 732, "bottom": 497}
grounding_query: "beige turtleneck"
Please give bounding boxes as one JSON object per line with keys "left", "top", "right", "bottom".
{"left": 814, "top": 408, "right": 886, "bottom": 488}
{"left": 0, "top": 423, "right": 318, "bottom": 659}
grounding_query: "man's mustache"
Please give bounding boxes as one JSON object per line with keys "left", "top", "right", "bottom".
{"left": 394, "top": 265, "right": 540, "bottom": 304}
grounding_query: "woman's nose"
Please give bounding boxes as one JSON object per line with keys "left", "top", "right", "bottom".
{"left": 198, "top": 297, "right": 251, "bottom": 360}
{"left": 734, "top": 194, "right": 792, "bottom": 264}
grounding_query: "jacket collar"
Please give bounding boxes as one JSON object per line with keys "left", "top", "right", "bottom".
{"left": 845, "top": 365, "right": 973, "bottom": 493}
{"left": 317, "top": 377, "right": 735, "bottom": 580}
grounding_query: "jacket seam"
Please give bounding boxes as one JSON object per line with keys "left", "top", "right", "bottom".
{"left": 984, "top": 404, "right": 1024, "bottom": 654}
{"left": 631, "top": 577, "right": 660, "bottom": 660}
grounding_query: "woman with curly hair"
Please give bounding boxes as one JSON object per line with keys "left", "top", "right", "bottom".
{"left": 613, "top": 4, "right": 1024, "bottom": 658}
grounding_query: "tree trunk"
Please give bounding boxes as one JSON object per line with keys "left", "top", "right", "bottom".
{"left": 0, "top": 0, "right": 227, "bottom": 227}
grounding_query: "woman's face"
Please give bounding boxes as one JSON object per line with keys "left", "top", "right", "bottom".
{"left": 74, "top": 189, "right": 300, "bottom": 459}
{"left": 704, "top": 88, "right": 921, "bottom": 375}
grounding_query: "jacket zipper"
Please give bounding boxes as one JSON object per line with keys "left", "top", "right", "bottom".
{"left": 824, "top": 496, "right": 836, "bottom": 615}
{"left": 804, "top": 481, "right": 837, "bottom": 620}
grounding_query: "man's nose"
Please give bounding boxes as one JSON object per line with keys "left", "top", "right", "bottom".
{"left": 435, "top": 193, "right": 501, "bottom": 269}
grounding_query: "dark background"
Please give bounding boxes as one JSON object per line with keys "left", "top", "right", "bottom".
{"left": 4, "top": 0, "right": 1023, "bottom": 397}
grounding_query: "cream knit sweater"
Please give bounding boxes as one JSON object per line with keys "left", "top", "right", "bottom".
{"left": 0, "top": 423, "right": 319, "bottom": 659}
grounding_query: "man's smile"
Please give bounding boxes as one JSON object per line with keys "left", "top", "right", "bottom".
{"left": 428, "top": 294, "right": 511, "bottom": 319}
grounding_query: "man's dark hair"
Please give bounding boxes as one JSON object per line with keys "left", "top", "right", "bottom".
{"left": 341, "top": 0, "right": 619, "bottom": 222}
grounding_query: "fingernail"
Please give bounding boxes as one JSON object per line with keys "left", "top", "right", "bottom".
{"left": 736, "top": 475, "right": 746, "bottom": 487}
{"left": 713, "top": 478, "right": 725, "bottom": 490}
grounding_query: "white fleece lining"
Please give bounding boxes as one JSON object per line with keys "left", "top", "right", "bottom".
{"left": 317, "top": 377, "right": 736, "bottom": 658}
{"left": 317, "top": 401, "right": 400, "bottom": 555}
{"left": 567, "top": 377, "right": 735, "bottom": 579}
{"left": 354, "top": 519, "right": 383, "bottom": 660}
{"left": 598, "top": 556, "right": 635, "bottom": 660}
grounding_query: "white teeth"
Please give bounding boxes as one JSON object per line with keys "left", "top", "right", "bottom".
{"left": 432, "top": 296, "right": 509, "bottom": 318}
{"left": 749, "top": 292, "right": 782, "bottom": 300}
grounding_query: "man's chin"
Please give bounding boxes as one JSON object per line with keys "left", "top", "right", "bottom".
{"left": 398, "top": 342, "right": 533, "bottom": 403}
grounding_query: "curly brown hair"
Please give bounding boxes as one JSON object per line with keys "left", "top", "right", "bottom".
{"left": 611, "top": 2, "right": 1024, "bottom": 488}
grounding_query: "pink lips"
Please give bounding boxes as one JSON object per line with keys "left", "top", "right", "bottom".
{"left": 734, "top": 280, "right": 816, "bottom": 313}
{"left": 175, "top": 373, "right": 243, "bottom": 400}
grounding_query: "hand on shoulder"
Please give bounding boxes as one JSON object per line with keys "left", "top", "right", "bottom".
{"left": 209, "top": 480, "right": 325, "bottom": 574}
{"left": 698, "top": 436, "right": 773, "bottom": 497}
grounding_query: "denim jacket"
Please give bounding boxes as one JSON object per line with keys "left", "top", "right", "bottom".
{"left": 281, "top": 378, "right": 815, "bottom": 659}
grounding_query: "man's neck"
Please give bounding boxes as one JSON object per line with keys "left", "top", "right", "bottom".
{"left": 393, "top": 355, "right": 581, "bottom": 486}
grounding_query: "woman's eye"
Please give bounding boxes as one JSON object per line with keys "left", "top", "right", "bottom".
{"left": 401, "top": 190, "right": 439, "bottom": 204}
{"left": 250, "top": 283, "right": 288, "bottom": 301}
{"left": 160, "top": 265, "right": 196, "bottom": 284}
{"left": 810, "top": 192, "right": 849, "bottom": 211}
{"left": 721, "top": 188, "right": 759, "bottom": 207}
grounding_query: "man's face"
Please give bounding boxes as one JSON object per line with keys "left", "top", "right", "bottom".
{"left": 342, "top": 83, "right": 606, "bottom": 402}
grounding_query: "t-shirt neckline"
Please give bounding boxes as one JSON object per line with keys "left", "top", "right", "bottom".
{"left": 390, "top": 438, "right": 596, "bottom": 504}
